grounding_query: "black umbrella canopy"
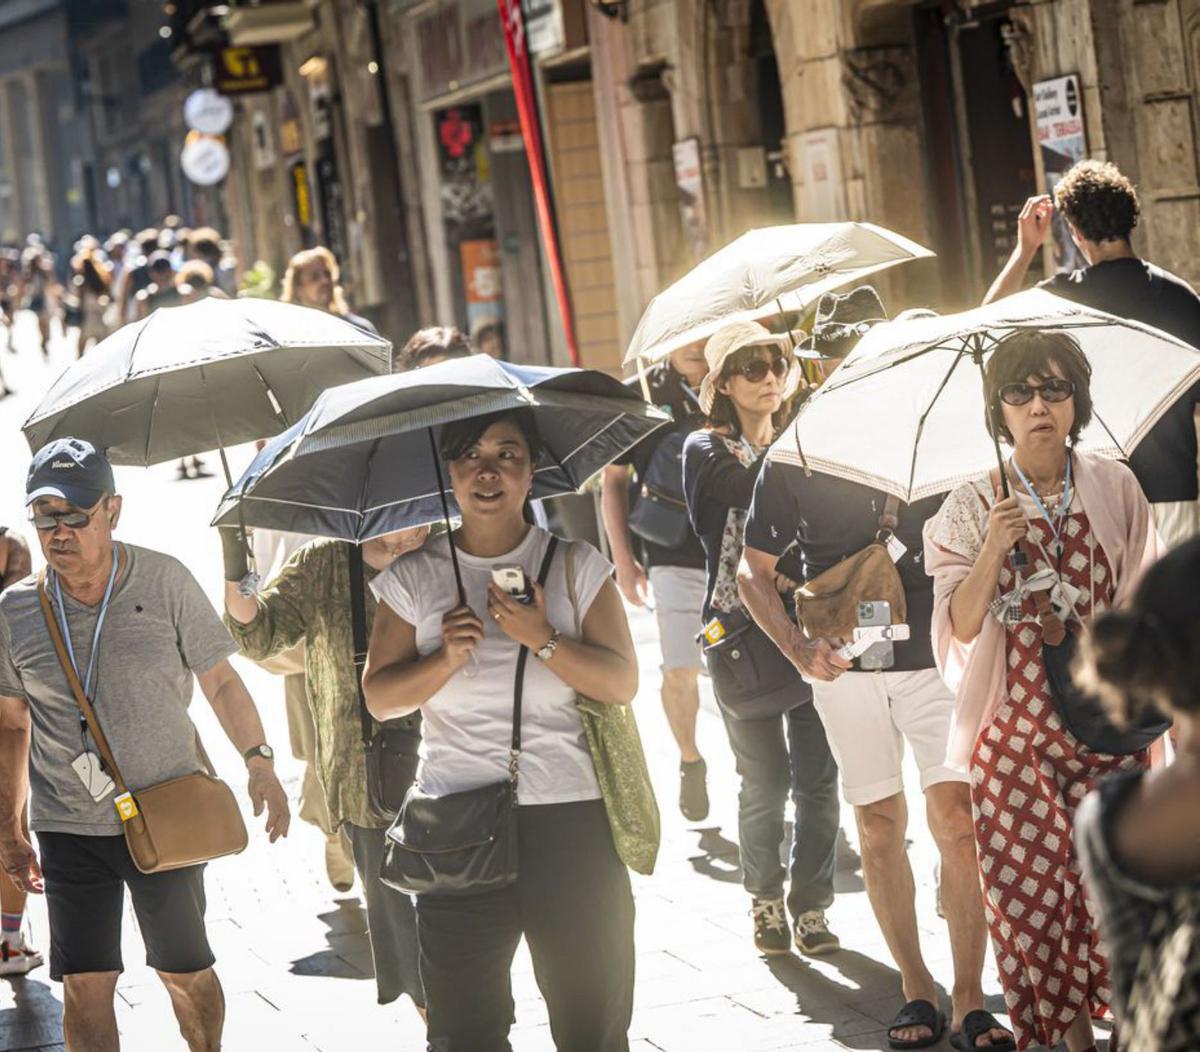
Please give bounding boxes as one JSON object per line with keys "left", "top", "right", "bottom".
{"left": 212, "top": 356, "right": 670, "bottom": 542}
{"left": 22, "top": 297, "right": 391, "bottom": 465}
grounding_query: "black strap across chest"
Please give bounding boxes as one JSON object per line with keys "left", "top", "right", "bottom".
{"left": 510, "top": 536, "right": 560, "bottom": 757}
{"left": 348, "top": 543, "right": 373, "bottom": 747}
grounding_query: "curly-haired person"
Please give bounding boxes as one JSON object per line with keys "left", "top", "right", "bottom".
{"left": 985, "top": 159, "right": 1200, "bottom": 550}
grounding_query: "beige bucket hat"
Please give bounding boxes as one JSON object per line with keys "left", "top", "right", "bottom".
{"left": 698, "top": 320, "right": 801, "bottom": 416}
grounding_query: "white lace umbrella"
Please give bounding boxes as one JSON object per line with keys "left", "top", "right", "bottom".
{"left": 773, "top": 290, "right": 1200, "bottom": 502}
{"left": 622, "top": 222, "right": 933, "bottom": 366}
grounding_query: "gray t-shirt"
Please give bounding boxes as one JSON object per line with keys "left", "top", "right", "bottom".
{"left": 0, "top": 544, "right": 236, "bottom": 835}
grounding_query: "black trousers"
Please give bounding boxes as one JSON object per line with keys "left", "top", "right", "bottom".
{"left": 415, "top": 799, "right": 635, "bottom": 1052}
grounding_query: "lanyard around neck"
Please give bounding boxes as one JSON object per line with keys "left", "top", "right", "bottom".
{"left": 52, "top": 545, "right": 120, "bottom": 702}
{"left": 1012, "top": 455, "right": 1072, "bottom": 547}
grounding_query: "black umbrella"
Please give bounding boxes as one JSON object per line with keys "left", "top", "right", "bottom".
{"left": 212, "top": 356, "right": 670, "bottom": 599}
{"left": 22, "top": 296, "right": 391, "bottom": 476}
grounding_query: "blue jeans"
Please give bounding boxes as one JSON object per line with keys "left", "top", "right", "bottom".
{"left": 720, "top": 701, "right": 839, "bottom": 917}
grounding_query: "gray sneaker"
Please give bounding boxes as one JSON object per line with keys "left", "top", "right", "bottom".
{"left": 793, "top": 910, "right": 840, "bottom": 956}
{"left": 751, "top": 897, "right": 791, "bottom": 956}
{"left": 678, "top": 758, "right": 709, "bottom": 822}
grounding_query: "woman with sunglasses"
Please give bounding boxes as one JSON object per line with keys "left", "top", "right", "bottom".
{"left": 924, "top": 330, "right": 1162, "bottom": 1052}
{"left": 682, "top": 322, "right": 842, "bottom": 958}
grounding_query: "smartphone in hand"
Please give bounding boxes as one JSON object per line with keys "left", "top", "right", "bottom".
{"left": 492, "top": 564, "right": 534, "bottom": 604}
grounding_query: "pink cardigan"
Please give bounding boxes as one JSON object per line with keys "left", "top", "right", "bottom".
{"left": 923, "top": 451, "right": 1162, "bottom": 770}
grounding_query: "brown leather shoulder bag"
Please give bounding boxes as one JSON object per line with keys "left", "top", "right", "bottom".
{"left": 794, "top": 494, "right": 906, "bottom": 641}
{"left": 38, "top": 570, "right": 247, "bottom": 874}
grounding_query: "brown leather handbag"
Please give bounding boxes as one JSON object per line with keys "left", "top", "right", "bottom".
{"left": 38, "top": 575, "right": 248, "bottom": 875}
{"left": 794, "top": 494, "right": 906, "bottom": 641}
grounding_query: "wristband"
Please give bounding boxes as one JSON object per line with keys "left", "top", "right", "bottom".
{"left": 219, "top": 526, "right": 250, "bottom": 583}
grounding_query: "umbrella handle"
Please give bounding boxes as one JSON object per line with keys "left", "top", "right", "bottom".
{"left": 427, "top": 427, "right": 466, "bottom": 606}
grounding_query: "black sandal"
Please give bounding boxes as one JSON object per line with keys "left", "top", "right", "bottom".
{"left": 950, "top": 1009, "right": 1016, "bottom": 1050}
{"left": 888, "top": 999, "right": 946, "bottom": 1050}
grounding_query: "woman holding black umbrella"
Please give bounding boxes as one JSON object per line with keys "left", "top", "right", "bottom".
{"left": 363, "top": 408, "right": 639, "bottom": 1051}
{"left": 924, "top": 330, "right": 1164, "bottom": 1052}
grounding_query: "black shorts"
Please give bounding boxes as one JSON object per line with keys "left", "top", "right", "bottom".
{"left": 38, "top": 832, "right": 214, "bottom": 980}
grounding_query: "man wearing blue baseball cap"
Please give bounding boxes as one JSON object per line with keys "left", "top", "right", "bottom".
{"left": 0, "top": 438, "right": 290, "bottom": 1052}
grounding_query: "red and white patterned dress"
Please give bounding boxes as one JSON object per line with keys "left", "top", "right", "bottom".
{"left": 969, "top": 505, "right": 1149, "bottom": 1050}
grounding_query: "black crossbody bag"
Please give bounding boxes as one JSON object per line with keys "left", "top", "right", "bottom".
{"left": 380, "top": 537, "right": 559, "bottom": 897}
{"left": 348, "top": 545, "right": 422, "bottom": 819}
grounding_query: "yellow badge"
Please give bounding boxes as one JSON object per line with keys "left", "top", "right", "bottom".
{"left": 114, "top": 792, "right": 139, "bottom": 822}
{"left": 702, "top": 618, "right": 726, "bottom": 645}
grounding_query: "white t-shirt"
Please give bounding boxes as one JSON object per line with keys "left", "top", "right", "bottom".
{"left": 370, "top": 527, "right": 612, "bottom": 805}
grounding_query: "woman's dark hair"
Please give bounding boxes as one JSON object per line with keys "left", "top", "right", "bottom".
{"left": 983, "top": 330, "right": 1093, "bottom": 445}
{"left": 438, "top": 408, "right": 544, "bottom": 466}
{"left": 707, "top": 344, "right": 793, "bottom": 435}
{"left": 1076, "top": 536, "right": 1200, "bottom": 722}
{"left": 1052, "top": 160, "right": 1140, "bottom": 243}
{"left": 395, "top": 326, "right": 474, "bottom": 372}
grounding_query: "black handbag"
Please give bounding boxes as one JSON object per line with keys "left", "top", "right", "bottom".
{"left": 704, "top": 608, "right": 811, "bottom": 720}
{"left": 1042, "top": 630, "right": 1171, "bottom": 755}
{"left": 349, "top": 545, "right": 421, "bottom": 819}
{"left": 628, "top": 427, "right": 691, "bottom": 550}
{"left": 380, "top": 537, "right": 559, "bottom": 897}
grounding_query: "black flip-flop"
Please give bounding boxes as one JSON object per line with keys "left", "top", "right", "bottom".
{"left": 949, "top": 1009, "right": 1016, "bottom": 1051}
{"left": 888, "top": 999, "right": 947, "bottom": 1050}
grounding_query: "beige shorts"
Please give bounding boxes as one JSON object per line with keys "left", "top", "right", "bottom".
{"left": 811, "top": 668, "right": 968, "bottom": 806}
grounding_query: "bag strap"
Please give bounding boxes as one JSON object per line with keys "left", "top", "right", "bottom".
{"left": 37, "top": 569, "right": 130, "bottom": 793}
{"left": 564, "top": 543, "right": 581, "bottom": 635}
{"left": 510, "top": 536, "right": 560, "bottom": 770}
{"left": 348, "top": 544, "right": 373, "bottom": 748}
{"left": 38, "top": 566, "right": 220, "bottom": 784}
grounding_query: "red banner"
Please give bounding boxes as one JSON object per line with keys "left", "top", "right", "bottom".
{"left": 497, "top": 0, "right": 579, "bottom": 366}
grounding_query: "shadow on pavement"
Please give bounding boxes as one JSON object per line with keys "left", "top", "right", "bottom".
{"left": 687, "top": 827, "right": 743, "bottom": 884}
{"left": 289, "top": 899, "right": 373, "bottom": 982}
{"left": 0, "top": 975, "right": 64, "bottom": 1049}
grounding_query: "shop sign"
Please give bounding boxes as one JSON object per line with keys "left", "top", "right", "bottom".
{"left": 180, "top": 133, "right": 230, "bottom": 186}
{"left": 184, "top": 88, "right": 234, "bottom": 135}
{"left": 461, "top": 239, "right": 506, "bottom": 356}
{"left": 291, "top": 161, "right": 313, "bottom": 227}
{"left": 213, "top": 44, "right": 284, "bottom": 96}
{"left": 672, "top": 137, "right": 708, "bottom": 262}
{"left": 1034, "top": 73, "right": 1088, "bottom": 272}
{"left": 797, "top": 128, "right": 843, "bottom": 223}
{"left": 521, "top": 0, "right": 563, "bottom": 56}
{"left": 252, "top": 110, "right": 277, "bottom": 171}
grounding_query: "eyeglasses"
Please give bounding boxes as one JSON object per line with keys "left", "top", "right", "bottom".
{"left": 29, "top": 503, "right": 105, "bottom": 532}
{"left": 730, "top": 356, "right": 789, "bottom": 384}
{"left": 997, "top": 378, "right": 1075, "bottom": 407}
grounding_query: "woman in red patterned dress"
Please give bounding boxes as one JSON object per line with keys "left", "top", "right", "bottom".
{"left": 924, "top": 330, "right": 1163, "bottom": 1052}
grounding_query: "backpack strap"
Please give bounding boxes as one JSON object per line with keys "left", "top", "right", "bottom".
{"left": 348, "top": 544, "right": 373, "bottom": 748}
{"left": 509, "top": 536, "right": 560, "bottom": 779}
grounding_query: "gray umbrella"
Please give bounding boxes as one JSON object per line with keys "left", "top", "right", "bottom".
{"left": 21, "top": 296, "right": 391, "bottom": 471}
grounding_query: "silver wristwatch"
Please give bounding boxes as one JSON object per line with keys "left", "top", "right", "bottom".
{"left": 535, "top": 629, "right": 560, "bottom": 662}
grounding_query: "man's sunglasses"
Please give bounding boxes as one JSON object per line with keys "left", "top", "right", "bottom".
{"left": 29, "top": 503, "right": 106, "bottom": 532}
{"left": 729, "top": 355, "right": 789, "bottom": 384}
{"left": 997, "top": 377, "right": 1075, "bottom": 407}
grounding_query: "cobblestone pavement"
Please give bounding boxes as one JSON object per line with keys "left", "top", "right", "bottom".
{"left": 0, "top": 317, "right": 1056, "bottom": 1050}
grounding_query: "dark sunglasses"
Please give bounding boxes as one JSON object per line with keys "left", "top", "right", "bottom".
{"left": 29, "top": 503, "right": 106, "bottom": 532}
{"left": 729, "top": 355, "right": 789, "bottom": 384}
{"left": 997, "top": 377, "right": 1075, "bottom": 407}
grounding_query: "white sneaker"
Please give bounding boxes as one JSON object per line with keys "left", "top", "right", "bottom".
{"left": 0, "top": 932, "right": 43, "bottom": 976}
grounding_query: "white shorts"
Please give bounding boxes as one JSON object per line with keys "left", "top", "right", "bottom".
{"left": 811, "top": 668, "right": 968, "bottom": 806}
{"left": 647, "top": 565, "right": 706, "bottom": 672}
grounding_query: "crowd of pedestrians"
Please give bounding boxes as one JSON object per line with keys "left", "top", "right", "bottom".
{"left": 0, "top": 157, "right": 1197, "bottom": 1052}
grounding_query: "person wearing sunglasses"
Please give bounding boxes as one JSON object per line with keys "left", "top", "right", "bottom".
{"left": 925, "top": 330, "right": 1163, "bottom": 1052}
{"left": 681, "top": 321, "right": 843, "bottom": 961}
{"left": 740, "top": 288, "right": 1012, "bottom": 1052}
{"left": 0, "top": 438, "right": 291, "bottom": 1052}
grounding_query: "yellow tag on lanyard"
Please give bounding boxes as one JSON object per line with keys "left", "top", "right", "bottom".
{"left": 114, "top": 792, "right": 139, "bottom": 822}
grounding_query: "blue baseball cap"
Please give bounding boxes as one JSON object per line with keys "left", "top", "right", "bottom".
{"left": 26, "top": 438, "right": 115, "bottom": 509}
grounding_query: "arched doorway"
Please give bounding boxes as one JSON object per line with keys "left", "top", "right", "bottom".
{"left": 749, "top": 0, "right": 794, "bottom": 224}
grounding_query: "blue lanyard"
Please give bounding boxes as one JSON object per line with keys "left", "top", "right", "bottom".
{"left": 1012, "top": 456, "right": 1072, "bottom": 548}
{"left": 52, "top": 545, "right": 120, "bottom": 702}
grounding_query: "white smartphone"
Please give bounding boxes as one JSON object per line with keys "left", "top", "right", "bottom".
{"left": 491, "top": 564, "right": 534, "bottom": 604}
{"left": 857, "top": 599, "right": 895, "bottom": 671}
